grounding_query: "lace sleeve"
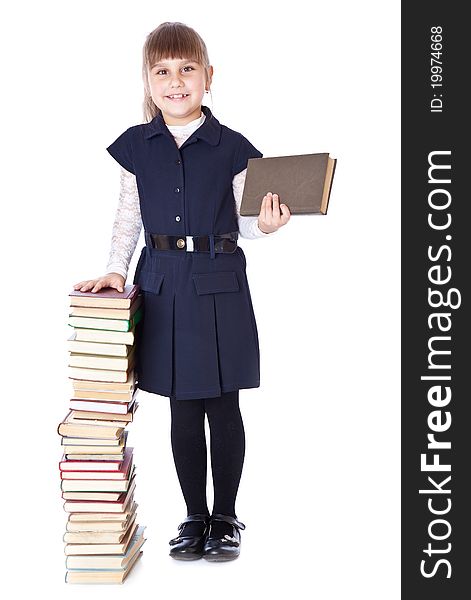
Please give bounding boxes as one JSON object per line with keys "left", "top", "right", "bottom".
{"left": 106, "top": 167, "right": 143, "bottom": 279}
{"left": 232, "top": 169, "right": 277, "bottom": 238}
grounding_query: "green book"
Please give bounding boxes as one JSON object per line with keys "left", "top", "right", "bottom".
{"left": 68, "top": 306, "right": 143, "bottom": 332}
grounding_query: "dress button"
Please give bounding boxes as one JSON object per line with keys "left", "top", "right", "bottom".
{"left": 176, "top": 238, "right": 186, "bottom": 248}
{"left": 174, "top": 187, "right": 180, "bottom": 193}
{"left": 175, "top": 160, "right": 181, "bottom": 165}
{"left": 175, "top": 215, "right": 181, "bottom": 222}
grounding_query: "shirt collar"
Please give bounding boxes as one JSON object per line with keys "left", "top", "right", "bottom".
{"left": 166, "top": 112, "right": 206, "bottom": 131}
{"left": 143, "top": 104, "right": 221, "bottom": 146}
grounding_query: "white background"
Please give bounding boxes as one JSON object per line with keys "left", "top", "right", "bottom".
{"left": 1, "top": 0, "right": 400, "bottom": 597}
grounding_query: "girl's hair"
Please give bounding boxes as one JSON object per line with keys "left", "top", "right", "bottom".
{"left": 142, "top": 22, "right": 213, "bottom": 122}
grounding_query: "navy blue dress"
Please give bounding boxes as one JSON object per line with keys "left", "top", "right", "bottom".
{"left": 106, "top": 105, "right": 263, "bottom": 400}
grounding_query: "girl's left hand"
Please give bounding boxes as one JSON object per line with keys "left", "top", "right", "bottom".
{"left": 258, "top": 192, "right": 291, "bottom": 234}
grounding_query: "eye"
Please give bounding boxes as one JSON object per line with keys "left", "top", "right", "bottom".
{"left": 155, "top": 65, "right": 195, "bottom": 76}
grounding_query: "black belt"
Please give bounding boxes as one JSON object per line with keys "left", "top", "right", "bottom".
{"left": 145, "top": 231, "right": 239, "bottom": 256}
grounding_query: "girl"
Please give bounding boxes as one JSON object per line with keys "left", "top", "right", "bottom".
{"left": 73, "top": 21, "right": 290, "bottom": 562}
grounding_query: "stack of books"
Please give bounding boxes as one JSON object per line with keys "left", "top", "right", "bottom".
{"left": 58, "top": 284, "right": 146, "bottom": 584}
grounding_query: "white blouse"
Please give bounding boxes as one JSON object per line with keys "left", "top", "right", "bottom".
{"left": 106, "top": 111, "right": 275, "bottom": 279}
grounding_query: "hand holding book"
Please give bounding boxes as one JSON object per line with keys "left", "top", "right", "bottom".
{"left": 241, "top": 153, "right": 337, "bottom": 217}
{"left": 257, "top": 192, "right": 291, "bottom": 234}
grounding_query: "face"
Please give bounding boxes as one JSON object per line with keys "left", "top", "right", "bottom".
{"left": 147, "top": 57, "right": 213, "bottom": 125}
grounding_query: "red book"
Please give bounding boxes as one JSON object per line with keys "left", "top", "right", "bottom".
{"left": 60, "top": 448, "right": 133, "bottom": 480}
{"left": 69, "top": 284, "right": 140, "bottom": 309}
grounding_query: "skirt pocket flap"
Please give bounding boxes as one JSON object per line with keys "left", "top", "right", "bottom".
{"left": 192, "top": 271, "right": 240, "bottom": 295}
{"left": 138, "top": 271, "right": 164, "bottom": 294}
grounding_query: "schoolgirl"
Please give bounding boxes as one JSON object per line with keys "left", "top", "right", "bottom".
{"left": 73, "top": 21, "right": 290, "bottom": 562}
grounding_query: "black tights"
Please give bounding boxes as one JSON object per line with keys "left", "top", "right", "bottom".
{"left": 169, "top": 390, "right": 245, "bottom": 520}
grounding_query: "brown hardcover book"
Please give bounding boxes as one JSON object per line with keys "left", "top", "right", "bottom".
{"left": 69, "top": 284, "right": 140, "bottom": 309}
{"left": 240, "top": 152, "right": 337, "bottom": 216}
{"left": 69, "top": 295, "right": 142, "bottom": 320}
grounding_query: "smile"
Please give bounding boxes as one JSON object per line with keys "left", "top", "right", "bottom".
{"left": 167, "top": 94, "right": 190, "bottom": 100}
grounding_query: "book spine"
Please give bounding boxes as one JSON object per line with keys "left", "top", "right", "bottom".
{"left": 129, "top": 307, "right": 143, "bottom": 331}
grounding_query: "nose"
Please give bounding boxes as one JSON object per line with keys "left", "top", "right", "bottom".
{"left": 169, "top": 72, "right": 184, "bottom": 87}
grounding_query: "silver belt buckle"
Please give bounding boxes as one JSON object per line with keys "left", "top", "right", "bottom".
{"left": 186, "top": 235, "right": 194, "bottom": 252}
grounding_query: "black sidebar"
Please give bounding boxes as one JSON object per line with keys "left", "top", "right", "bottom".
{"left": 402, "top": 3, "right": 469, "bottom": 598}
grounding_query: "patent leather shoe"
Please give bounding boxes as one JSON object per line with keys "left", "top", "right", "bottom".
{"left": 203, "top": 513, "right": 246, "bottom": 562}
{"left": 169, "top": 513, "right": 211, "bottom": 560}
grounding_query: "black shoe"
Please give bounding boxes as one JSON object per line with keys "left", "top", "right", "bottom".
{"left": 169, "top": 513, "right": 211, "bottom": 560}
{"left": 203, "top": 513, "right": 246, "bottom": 562}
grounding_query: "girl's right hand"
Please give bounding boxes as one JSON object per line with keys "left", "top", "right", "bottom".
{"left": 73, "top": 273, "right": 125, "bottom": 294}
